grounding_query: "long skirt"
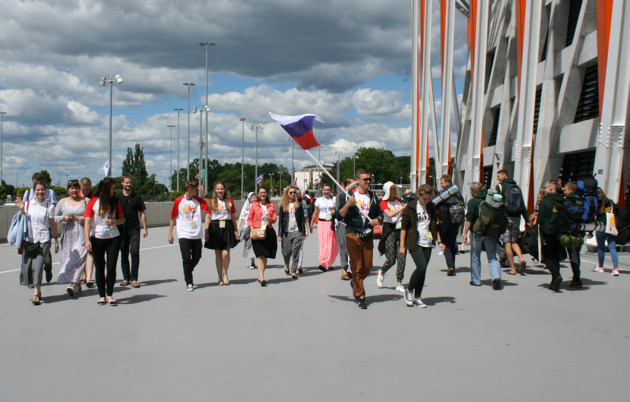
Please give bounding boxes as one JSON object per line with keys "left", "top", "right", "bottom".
{"left": 317, "top": 220, "right": 338, "bottom": 266}
{"left": 57, "top": 220, "right": 87, "bottom": 283}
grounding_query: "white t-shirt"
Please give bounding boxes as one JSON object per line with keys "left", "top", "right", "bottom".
{"left": 27, "top": 199, "right": 54, "bottom": 243}
{"left": 210, "top": 198, "right": 236, "bottom": 221}
{"left": 315, "top": 196, "right": 335, "bottom": 220}
{"left": 380, "top": 199, "right": 404, "bottom": 225}
{"left": 287, "top": 203, "right": 299, "bottom": 233}
{"left": 416, "top": 204, "right": 433, "bottom": 247}
{"left": 170, "top": 195, "right": 209, "bottom": 240}
{"left": 354, "top": 191, "right": 372, "bottom": 217}
{"left": 84, "top": 198, "right": 123, "bottom": 239}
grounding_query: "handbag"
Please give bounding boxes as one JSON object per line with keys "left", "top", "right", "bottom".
{"left": 250, "top": 227, "right": 267, "bottom": 241}
{"left": 372, "top": 224, "right": 383, "bottom": 239}
{"left": 605, "top": 212, "right": 618, "bottom": 236}
{"left": 22, "top": 241, "right": 40, "bottom": 258}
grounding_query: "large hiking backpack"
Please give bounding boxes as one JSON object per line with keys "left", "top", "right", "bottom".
{"left": 472, "top": 201, "right": 507, "bottom": 238}
{"left": 576, "top": 177, "right": 600, "bottom": 223}
{"left": 545, "top": 195, "right": 584, "bottom": 247}
{"left": 501, "top": 183, "right": 525, "bottom": 216}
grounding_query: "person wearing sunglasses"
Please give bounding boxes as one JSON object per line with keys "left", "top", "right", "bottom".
{"left": 278, "top": 186, "right": 306, "bottom": 278}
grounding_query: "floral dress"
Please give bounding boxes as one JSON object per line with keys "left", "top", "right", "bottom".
{"left": 55, "top": 199, "right": 88, "bottom": 283}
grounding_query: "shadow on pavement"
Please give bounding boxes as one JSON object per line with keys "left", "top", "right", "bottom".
{"left": 422, "top": 296, "right": 456, "bottom": 306}
{"left": 134, "top": 279, "right": 178, "bottom": 287}
{"left": 328, "top": 293, "right": 403, "bottom": 304}
{"left": 118, "top": 294, "right": 166, "bottom": 304}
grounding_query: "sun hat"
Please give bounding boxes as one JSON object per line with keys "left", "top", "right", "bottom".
{"left": 383, "top": 181, "right": 396, "bottom": 200}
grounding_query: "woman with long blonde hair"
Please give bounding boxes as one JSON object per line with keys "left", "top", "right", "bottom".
{"left": 278, "top": 186, "right": 306, "bottom": 278}
{"left": 593, "top": 188, "right": 619, "bottom": 276}
{"left": 204, "top": 182, "right": 238, "bottom": 285}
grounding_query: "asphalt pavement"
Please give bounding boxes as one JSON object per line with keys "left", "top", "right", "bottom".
{"left": 1, "top": 227, "right": 629, "bottom": 401}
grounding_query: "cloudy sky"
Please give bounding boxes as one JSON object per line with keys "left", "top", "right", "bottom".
{"left": 0, "top": 0, "right": 469, "bottom": 188}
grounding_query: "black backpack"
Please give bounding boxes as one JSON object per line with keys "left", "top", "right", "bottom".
{"left": 447, "top": 196, "right": 466, "bottom": 225}
{"left": 501, "top": 183, "right": 524, "bottom": 215}
{"left": 576, "top": 177, "right": 600, "bottom": 223}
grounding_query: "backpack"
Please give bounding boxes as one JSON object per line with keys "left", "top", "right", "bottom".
{"left": 472, "top": 201, "right": 507, "bottom": 238}
{"left": 501, "top": 183, "right": 524, "bottom": 216}
{"left": 447, "top": 196, "right": 466, "bottom": 225}
{"left": 576, "top": 178, "right": 600, "bottom": 223}
{"left": 544, "top": 195, "right": 585, "bottom": 247}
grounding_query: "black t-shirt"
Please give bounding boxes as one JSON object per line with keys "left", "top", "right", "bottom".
{"left": 117, "top": 192, "right": 146, "bottom": 231}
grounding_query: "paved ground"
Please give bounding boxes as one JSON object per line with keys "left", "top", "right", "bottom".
{"left": 1, "top": 227, "right": 629, "bottom": 401}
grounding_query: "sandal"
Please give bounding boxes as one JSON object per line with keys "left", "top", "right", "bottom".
{"left": 284, "top": 267, "right": 290, "bottom": 276}
{"left": 31, "top": 295, "right": 41, "bottom": 305}
{"left": 86, "top": 281, "right": 95, "bottom": 288}
{"left": 107, "top": 297, "right": 117, "bottom": 306}
{"left": 97, "top": 298, "right": 107, "bottom": 305}
{"left": 223, "top": 274, "right": 230, "bottom": 285}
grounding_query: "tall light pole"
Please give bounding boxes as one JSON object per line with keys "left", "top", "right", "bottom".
{"left": 0, "top": 111, "right": 6, "bottom": 184}
{"left": 193, "top": 105, "right": 209, "bottom": 187}
{"left": 251, "top": 123, "right": 263, "bottom": 192}
{"left": 174, "top": 108, "right": 183, "bottom": 191}
{"left": 167, "top": 124, "right": 175, "bottom": 191}
{"left": 200, "top": 42, "right": 215, "bottom": 193}
{"left": 183, "top": 82, "right": 195, "bottom": 181}
{"left": 287, "top": 137, "right": 295, "bottom": 183}
{"left": 240, "top": 117, "right": 246, "bottom": 197}
{"left": 278, "top": 170, "right": 282, "bottom": 193}
{"left": 100, "top": 74, "right": 123, "bottom": 177}
{"left": 352, "top": 155, "right": 358, "bottom": 179}
{"left": 335, "top": 152, "right": 342, "bottom": 183}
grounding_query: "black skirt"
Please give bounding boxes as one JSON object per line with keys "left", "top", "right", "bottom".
{"left": 205, "top": 220, "right": 238, "bottom": 250}
{"left": 251, "top": 226, "right": 277, "bottom": 259}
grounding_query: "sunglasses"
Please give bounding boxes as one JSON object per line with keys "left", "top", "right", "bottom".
{"left": 360, "top": 178, "right": 372, "bottom": 182}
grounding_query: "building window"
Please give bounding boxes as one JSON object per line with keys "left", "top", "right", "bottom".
{"left": 533, "top": 86, "right": 542, "bottom": 134}
{"left": 559, "top": 150, "right": 596, "bottom": 184}
{"left": 488, "top": 107, "right": 500, "bottom": 146}
{"left": 566, "top": 0, "right": 583, "bottom": 47}
{"left": 574, "top": 64, "right": 599, "bottom": 123}
{"left": 482, "top": 166, "right": 493, "bottom": 187}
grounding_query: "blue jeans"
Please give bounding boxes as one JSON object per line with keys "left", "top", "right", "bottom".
{"left": 596, "top": 231, "right": 619, "bottom": 269}
{"left": 470, "top": 233, "right": 501, "bottom": 284}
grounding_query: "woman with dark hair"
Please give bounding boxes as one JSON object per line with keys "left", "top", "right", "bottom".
{"left": 204, "top": 182, "right": 238, "bottom": 285}
{"left": 84, "top": 178, "right": 124, "bottom": 305}
{"left": 55, "top": 179, "right": 88, "bottom": 297}
{"left": 16, "top": 180, "right": 58, "bottom": 305}
{"left": 399, "top": 184, "right": 438, "bottom": 308}
{"left": 278, "top": 186, "right": 306, "bottom": 279}
{"left": 247, "top": 187, "right": 277, "bottom": 286}
{"left": 593, "top": 188, "right": 620, "bottom": 276}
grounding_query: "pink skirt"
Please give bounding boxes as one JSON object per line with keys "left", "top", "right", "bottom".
{"left": 317, "top": 221, "right": 339, "bottom": 267}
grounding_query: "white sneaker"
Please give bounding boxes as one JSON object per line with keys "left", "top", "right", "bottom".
{"left": 413, "top": 297, "right": 427, "bottom": 308}
{"left": 404, "top": 289, "right": 414, "bottom": 306}
{"left": 593, "top": 266, "right": 605, "bottom": 273}
{"left": 395, "top": 284, "right": 405, "bottom": 293}
{"left": 376, "top": 270, "right": 384, "bottom": 288}
{"left": 611, "top": 269, "right": 620, "bottom": 276}
{"left": 186, "top": 284, "right": 194, "bottom": 292}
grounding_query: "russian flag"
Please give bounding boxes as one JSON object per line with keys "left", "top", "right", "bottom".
{"left": 314, "top": 177, "right": 321, "bottom": 185}
{"left": 269, "top": 113, "right": 324, "bottom": 150}
{"left": 256, "top": 173, "right": 264, "bottom": 185}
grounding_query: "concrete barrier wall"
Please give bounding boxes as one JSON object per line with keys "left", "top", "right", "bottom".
{"left": 0, "top": 200, "right": 247, "bottom": 243}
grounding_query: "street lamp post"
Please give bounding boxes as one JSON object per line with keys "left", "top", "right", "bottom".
{"left": 183, "top": 82, "right": 195, "bottom": 181}
{"left": 352, "top": 155, "right": 358, "bottom": 179}
{"left": 0, "top": 111, "right": 6, "bottom": 184}
{"left": 167, "top": 124, "right": 175, "bottom": 191}
{"left": 100, "top": 74, "right": 123, "bottom": 177}
{"left": 240, "top": 117, "right": 246, "bottom": 197}
{"left": 199, "top": 42, "right": 215, "bottom": 193}
{"left": 194, "top": 105, "right": 209, "bottom": 190}
{"left": 335, "top": 152, "right": 342, "bottom": 183}
{"left": 251, "top": 123, "right": 263, "bottom": 192}
{"left": 278, "top": 170, "right": 282, "bottom": 193}
{"left": 174, "top": 108, "right": 183, "bottom": 191}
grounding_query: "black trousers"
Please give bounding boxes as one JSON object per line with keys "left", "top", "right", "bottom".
{"left": 541, "top": 234, "right": 561, "bottom": 282}
{"left": 179, "top": 238, "right": 202, "bottom": 285}
{"left": 92, "top": 236, "right": 122, "bottom": 298}
{"left": 567, "top": 245, "right": 582, "bottom": 280}
{"left": 120, "top": 230, "right": 141, "bottom": 281}
{"left": 442, "top": 225, "right": 460, "bottom": 269}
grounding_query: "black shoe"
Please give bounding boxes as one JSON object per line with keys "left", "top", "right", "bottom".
{"left": 259, "top": 280, "right": 267, "bottom": 287}
{"left": 447, "top": 268, "right": 455, "bottom": 276}
{"left": 569, "top": 279, "right": 583, "bottom": 288}
{"left": 318, "top": 265, "right": 327, "bottom": 272}
{"left": 550, "top": 276, "right": 563, "bottom": 292}
{"left": 297, "top": 267, "right": 303, "bottom": 274}
{"left": 492, "top": 278, "right": 501, "bottom": 290}
{"left": 357, "top": 297, "right": 367, "bottom": 309}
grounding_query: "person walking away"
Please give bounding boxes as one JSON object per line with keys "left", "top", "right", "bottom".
{"left": 117, "top": 174, "right": 148, "bottom": 288}
{"left": 468, "top": 187, "right": 507, "bottom": 289}
{"left": 593, "top": 188, "right": 620, "bottom": 276}
{"left": 496, "top": 170, "right": 528, "bottom": 274}
{"left": 168, "top": 180, "right": 211, "bottom": 291}
{"left": 399, "top": 184, "right": 438, "bottom": 308}
{"left": 538, "top": 180, "right": 565, "bottom": 291}
{"left": 338, "top": 169, "right": 383, "bottom": 309}
{"left": 376, "top": 181, "right": 407, "bottom": 292}
{"left": 436, "top": 175, "right": 465, "bottom": 276}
